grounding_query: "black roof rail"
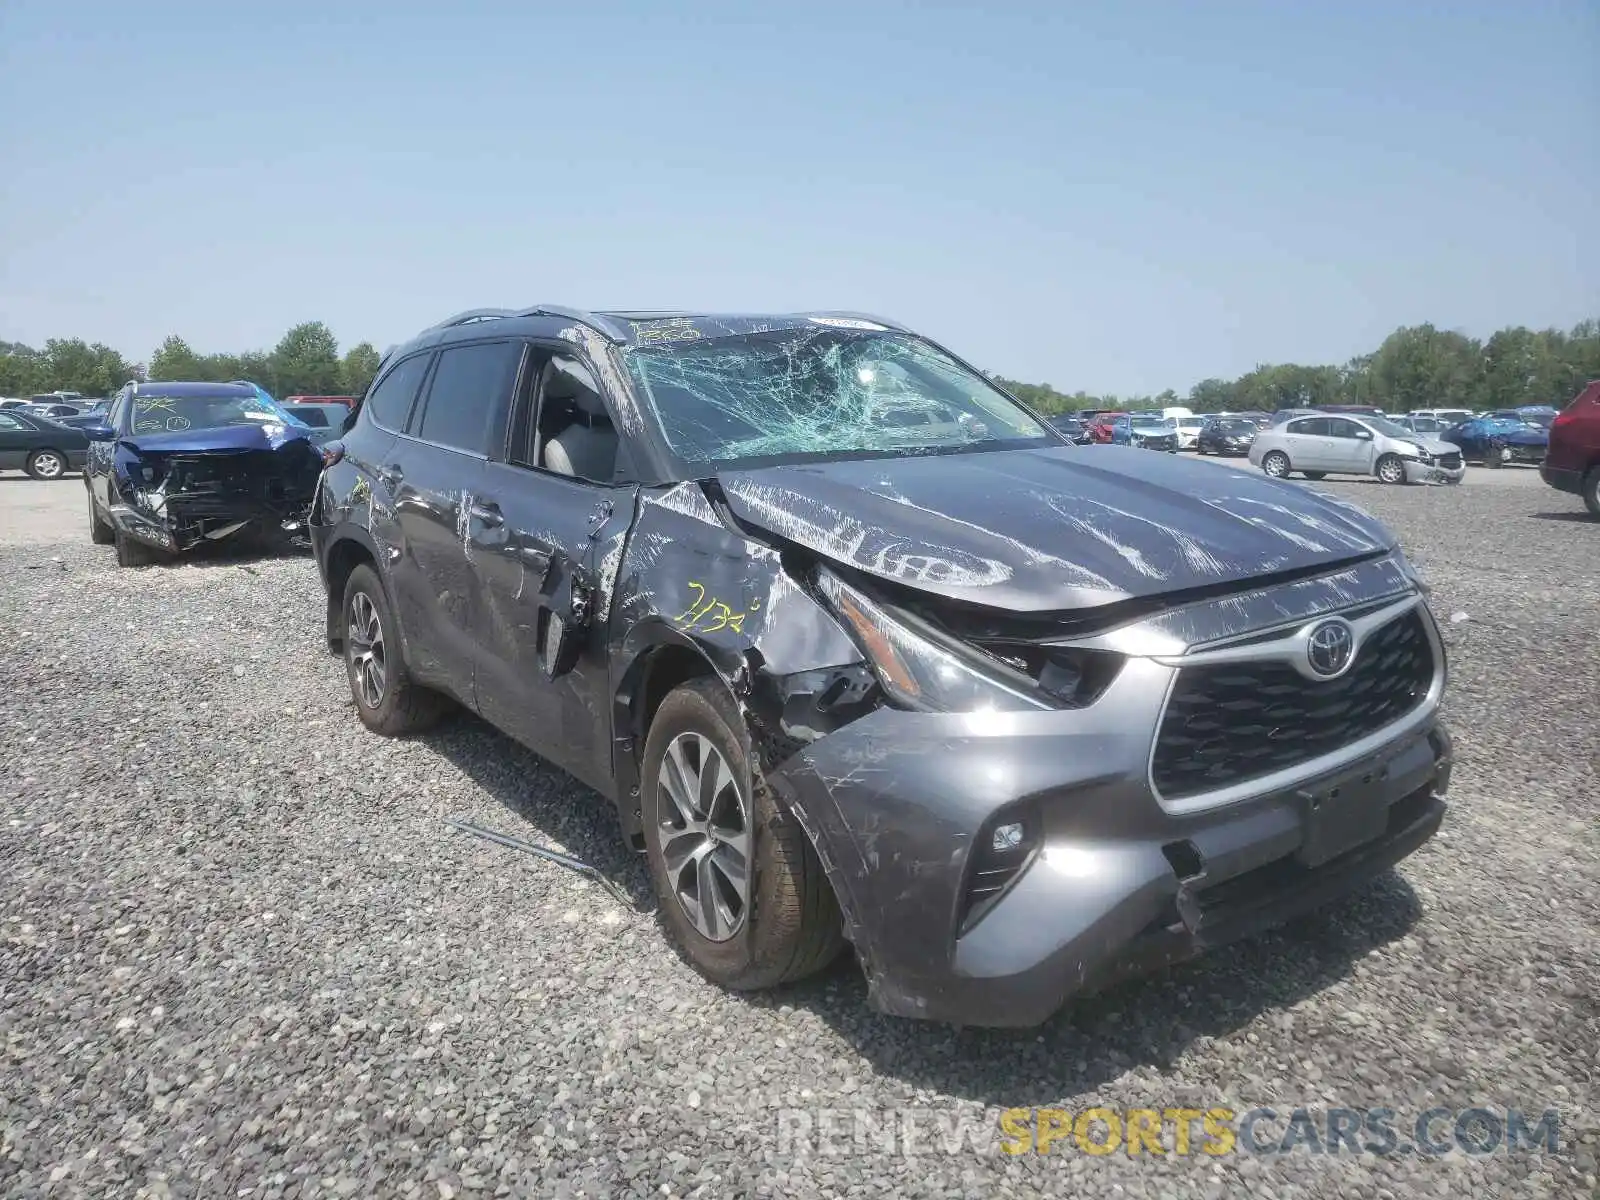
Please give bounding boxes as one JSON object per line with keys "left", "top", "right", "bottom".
{"left": 414, "top": 305, "right": 631, "bottom": 345}
{"left": 422, "top": 308, "right": 519, "bottom": 335}
{"left": 513, "top": 304, "right": 632, "bottom": 342}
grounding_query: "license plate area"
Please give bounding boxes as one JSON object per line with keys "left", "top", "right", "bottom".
{"left": 1294, "top": 755, "right": 1401, "bottom": 868}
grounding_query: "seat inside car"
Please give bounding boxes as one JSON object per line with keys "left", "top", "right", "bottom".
{"left": 539, "top": 356, "right": 617, "bottom": 481}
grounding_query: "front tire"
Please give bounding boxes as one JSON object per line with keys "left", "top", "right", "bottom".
{"left": 342, "top": 563, "right": 446, "bottom": 735}
{"left": 26, "top": 449, "right": 66, "bottom": 480}
{"left": 1376, "top": 454, "right": 1408, "bottom": 485}
{"left": 641, "top": 678, "right": 844, "bottom": 991}
{"left": 1261, "top": 450, "right": 1291, "bottom": 478}
{"left": 88, "top": 486, "right": 114, "bottom": 544}
{"left": 114, "top": 529, "right": 161, "bottom": 568}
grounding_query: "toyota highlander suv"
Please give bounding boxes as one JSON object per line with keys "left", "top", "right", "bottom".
{"left": 310, "top": 306, "right": 1454, "bottom": 1026}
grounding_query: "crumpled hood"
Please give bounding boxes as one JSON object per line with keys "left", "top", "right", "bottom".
{"left": 120, "top": 420, "right": 317, "bottom": 456}
{"left": 717, "top": 445, "right": 1395, "bottom": 612}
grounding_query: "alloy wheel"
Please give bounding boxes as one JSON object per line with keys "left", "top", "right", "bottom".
{"left": 32, "top": 452, "right": 64, "bottom": 479}
{"left": 1263, "top": 452, "right": 1289, "bottom": 478}
{"left": 347, "top": 591, "right": 387, "bottom": 708}
{"left": 1377, "top": 457, "right": 1405, "bottom": 484}
{"left": 656, "top": 732, "right": 751, "bottom": 942}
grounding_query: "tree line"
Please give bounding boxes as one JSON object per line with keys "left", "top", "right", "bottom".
{"left": 0, "top": 321, "right": 381, "bottom": 402}
{"left": 993, "top": 319, "right": 1600, "bottom": 416}
{"left": 3, "top": 316, "right": 1596, "bottom": 417}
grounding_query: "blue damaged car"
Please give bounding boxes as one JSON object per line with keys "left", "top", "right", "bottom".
{"left": 83, "top": 381, "right": 327, "bottom": 567}
{"left": 1442, "top": 413, "right": 1549, "bottom": 466}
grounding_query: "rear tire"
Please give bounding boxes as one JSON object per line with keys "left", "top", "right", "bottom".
{"left": 1583, "top": 467, "right": 1600, "bottom": 519}
{"left": 341, "top": 563, "right": 446, "bottom": 735}
{"left": 1261, "top": 450, "right": 1291, "bottom": 479}
{"left": 88, "top": 487, "right": 114, "bottom": 544}
{"left": 641, "top": 678, "right": 845, "bottom": 991}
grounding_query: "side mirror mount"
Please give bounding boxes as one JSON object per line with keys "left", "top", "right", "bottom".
{"left": 1355, "top": 430, "right": 1374, "bottom": 441}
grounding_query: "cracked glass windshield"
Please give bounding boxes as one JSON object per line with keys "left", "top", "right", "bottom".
{"left": 131, "top": 393, "right": 288, "bottom": 435}
{"left": 622, "top": 326, "right": 1051, "bottom": 469}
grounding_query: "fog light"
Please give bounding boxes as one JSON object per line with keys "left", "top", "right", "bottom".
{"left": 991, "top": 822, "right": 1025, "bottom": 852}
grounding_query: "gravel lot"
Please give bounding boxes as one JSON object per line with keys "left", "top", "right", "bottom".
{"left": 2, "top": 467, "right": 1596, "bottom": 1199}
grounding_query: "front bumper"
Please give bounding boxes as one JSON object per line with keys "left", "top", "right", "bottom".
{"left": 768, "top": 575, "right": 1452, "bottom": 1027}
{"left": 1134, "top": 436, "right": 1180, "bottom": 453}
{"left": 1401, "top": 459, "right": 1465, "bottom": 485}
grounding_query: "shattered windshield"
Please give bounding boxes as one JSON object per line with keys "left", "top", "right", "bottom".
{"left": 129, "top": 393, "right": 290, "bottom": 435}
{"left": 622, "top": 328, "right": 1051, "bottom": 469}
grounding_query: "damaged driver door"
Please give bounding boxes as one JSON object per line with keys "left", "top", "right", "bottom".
{"left": 469, "top": 347, "right": 640, "bottom": 794}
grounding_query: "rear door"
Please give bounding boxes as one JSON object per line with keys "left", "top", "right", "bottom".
{"left": 0, "top": 412, "right": 30, "bottom": 470}
{"left": 1282, "top": 417, "right": 1330, "bottom": 469}
{"left": 384, "top": 340, "right": 524, "bottom": 709}
{"left": 470, "top": 344, "right": 640, "bottom": 793}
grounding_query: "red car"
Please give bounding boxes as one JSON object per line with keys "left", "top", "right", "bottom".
{"left": 1541, "top": 380, "right": 1600, "bottom": 517}
{"left": 1086, "top": 411, "right": 1127, "bottom": 444}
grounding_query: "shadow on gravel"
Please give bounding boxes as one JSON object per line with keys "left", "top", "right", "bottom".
{"left": 135, "top": 538, "right": 315, "bottom": 570}
{"left": 767, "top": 870, "right": 1423, "bottom": 1105}
{"left": 402, "top": 709, "right": 1424, "bottom": 1103}
{"left": 418, "top": 713, "right": 655, "bottom": 909}
{"left": 1527, "top": 511, "right": 1594, "bottom": 523}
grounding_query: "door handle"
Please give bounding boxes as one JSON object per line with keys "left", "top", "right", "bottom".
{"left": 375, "top": 464, "right": 403, "bottom": 488}
{"left": 468, "top": 500, "right": 503, "bottom": 528}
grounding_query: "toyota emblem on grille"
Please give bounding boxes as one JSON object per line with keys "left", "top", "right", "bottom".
{"left": 1305, "top": 618, "right": 1356, "bottom": 679}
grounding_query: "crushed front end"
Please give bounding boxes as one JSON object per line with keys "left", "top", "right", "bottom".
{"left": 759, "top": 554, "right": 1453, "bottom": 1027}
{"left": 110, "top": 434, "right": 324, "bottom": 553}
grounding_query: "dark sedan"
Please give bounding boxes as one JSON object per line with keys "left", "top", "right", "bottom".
{"left": 1196, "top": 415, "right": 1260, "bottom": 456}
{"left": 0, "top": 409, "right": 90, "bottom": 478}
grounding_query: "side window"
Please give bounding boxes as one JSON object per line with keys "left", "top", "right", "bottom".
{"left": 0, "top": 413, "right": 24, "bottom": 430}
{"left": 506, "top": 349, "right": 622, "bottom": 483}
{"left": 415, "top": 341, "right": 523, "bottom": 455}
{"left": 366, "top": 354, "right": 431, "bottom": 431}
{"left": 1324, "top": 419, "right": 1358, "bottom": 439}
{"left": 1289, "top": 418, "right": 1327, "bottom": 437}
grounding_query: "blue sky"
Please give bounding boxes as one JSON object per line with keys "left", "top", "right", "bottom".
{"left": 2, "top": 0, "right": 1595, "bottom": 395}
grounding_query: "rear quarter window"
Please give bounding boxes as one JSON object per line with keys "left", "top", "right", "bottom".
{"left": 366, "top": 355, "right": 432, "bottom": 431}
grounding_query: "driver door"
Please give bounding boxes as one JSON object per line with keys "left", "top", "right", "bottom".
{"left": 469, "top": 345, "right": 640, "bottom": 795}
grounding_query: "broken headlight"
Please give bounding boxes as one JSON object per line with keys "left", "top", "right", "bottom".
{"left": 816, "top": 571, "right": 1050, "bottom": 713}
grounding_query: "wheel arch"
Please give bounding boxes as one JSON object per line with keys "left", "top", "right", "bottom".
{"left": 322, "top": 529, "right": 395, "bottom": 655}
{"left": 611, "top": 624, "right": 738, "bottom": 849}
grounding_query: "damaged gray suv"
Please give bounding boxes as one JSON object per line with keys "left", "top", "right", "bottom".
{"left": 312, "top": 307, "right": 1453, "bottom": 1027}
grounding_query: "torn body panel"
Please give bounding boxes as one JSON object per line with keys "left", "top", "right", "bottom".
{"left": 110, "top": 423, "right": 323, "bottom": 553}
{"left": 606, "top": 480, "right": 877, "bottom": 843}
